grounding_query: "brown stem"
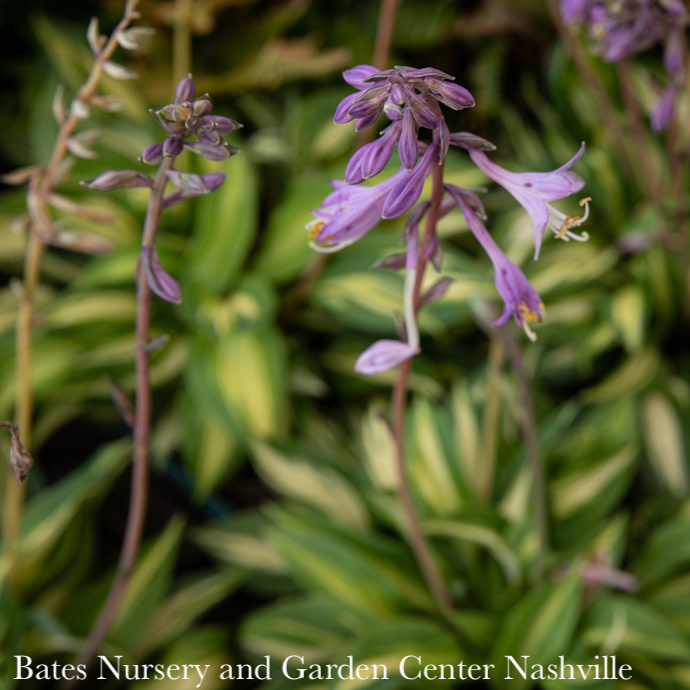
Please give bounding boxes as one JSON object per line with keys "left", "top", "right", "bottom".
{"left": 356, "top": 0, "right": 401, "bottom": 148}
{"left": 391, "top": 160, "right": 454, "bottom": 615}
{"left": 2, "top": 0, "right": 141, "bottom": 589}
{"left": 71, "top": 156, "right": 174, "bottom": 677}
{"left": 372, "top": 0, "right": 400, "bottom": 70}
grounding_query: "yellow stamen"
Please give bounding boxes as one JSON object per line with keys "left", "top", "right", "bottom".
{"left": 307, "top": 219, "right": 325, "bottom": 240}
{"left": 519, "top": 301, "right": 545, "bottom": 341}
{"left": 554, "top": 197, "right": 592, "bottom": 239}
{"left": 519, "top": 302, "right": 544, "bottom": 323}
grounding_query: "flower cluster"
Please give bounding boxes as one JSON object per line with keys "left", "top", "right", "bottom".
{"left": 309, "top": 65, "right": 590, "bottom": 374}
{"left": 83, "top": 74, "right": 241, "bottom": 303}
{"left": 561, "top": 0, "right": 689, "bottom": 130}
{"left": 142, "top": 75, "right": 241, "bottom": 163}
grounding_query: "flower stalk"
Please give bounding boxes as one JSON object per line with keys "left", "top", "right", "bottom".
{"left": 309, "top": 57, "right": 589, "bottom": 609}
{"left": 73, "top": 157, "right": 173, "bottom": 674}
{"left": 391, "top": 161, "right": 454, "bottom": 616}
{"left": 2, "top": 0, "right": 142, "bottom": 591}
{"left": 74, "top": 73, "right": 239, "bottom": 673}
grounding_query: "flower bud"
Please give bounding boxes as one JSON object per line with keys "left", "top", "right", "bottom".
{"left": 210, "top": 116, "right": 242, "bottom": 135}
{"left": 174, "top": 74, "right": 196, "bottom": 104}
{"left": 139, "top": 143, "right": 164, "bottom": 165}
{"left": 183, "top": 141, "right": 239, "bottom": 161}
{"left": 163, "top": 136, "right": 184, "bottom": 157}
{"left": 192, "top": 94, "right": 213, "bottom": 117}
{"left": 116, "top": 26, "right": 155, "bottom": 52}
{"left": 165, "top": 170, "right": 226, "bottom": 193}
{"left": 355, "top": 339, "right": 417, "bottom": 375}
{"left": 141, "top": 246, "right": 182, "bottom": 304}
{"left": 81, "top": 169, "right": 154, "bottom": 191}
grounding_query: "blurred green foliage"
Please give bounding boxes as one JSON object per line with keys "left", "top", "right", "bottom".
{"left": 1, "top": 0, "right": 689, "bottom": 688}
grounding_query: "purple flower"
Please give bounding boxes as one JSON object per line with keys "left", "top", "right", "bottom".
{"left": 468, "top": 143, "right": 589, "bottom": 259}
{"left": 345, "top": 122, "right": 401, "bottom": 183}
{"left": 355, "top": 339, "right": 418, "bottom": 375}
{"left": 562, "top": 1, "right": 687, "bottom": 60}
{"left": 382, "top": 142, "right": 440, "bottom": 218}
{"left": 308, "top": 144, "right": 439, "bottom": 252}
{"left": 651, "top": 84, "right": 677, "bottom": 132}
{"left": 449, "top": 188, "right": 545, "bottom": 340}
{"left": 334, "top": 65, "right": 473, "bottom": 170}
{"left": 561, "top": 0, "right": 688, "bottom": 129}
{"left": 307, "top": 178, "right": 398, "bottom": 252}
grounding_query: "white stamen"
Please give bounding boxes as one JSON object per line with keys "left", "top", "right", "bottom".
{"left": 308, "top": 237, "right": 358, "bottom": 253}
{"left": 523, "top": 321, "right": 537, "bottom": 342}
{"left": 546, "top": 197, "right": 591, "bottom": 243}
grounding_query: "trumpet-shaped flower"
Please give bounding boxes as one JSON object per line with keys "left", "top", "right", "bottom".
{"left": 450, "top": 189, "right": 545, "bottom": 340}
{"left": 468, "top": 143, "right": 589, "bottom": 259}
{"left": 308, "top": 143, "right": 439, "bottom": 252}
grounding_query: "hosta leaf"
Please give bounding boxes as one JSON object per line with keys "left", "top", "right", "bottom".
{"left": 425, "top": 519, "right": 521, "bottom": 585}
{"left": 46, "top": 291, "right": 136, "bottom": 327}
{"left": 4, "top": 440, "right": 130, "bottom": 588}
{"left": 641, "top": 393, "right": 687, "bottom": 497}
{"left": 110, "top": 516, "right": 186, "bottom": 647}
{"left": 648, "top": 573, "right": 690, "bottom": 636}
{"left": 634, "top": 508, "right": 690, "bottom": 588}
{"left": 582, "top": 348, "right": 659, "bottom": 404}
{"left": 408, "top": 398, "right": 462, "bottom": 515}
{"left": 183, "top": 150, "right": 257, "bottom": 295}
{"left": 490, "top": 573, "right": 582, "bottom": 690}
{"left": 582, "top": 595, "right": 690, "bottom": 661}
{"left": 214, "top": 325, "right": 287, "bottom": 439}
{"left": 610, "top": 285, "right": 645, "bottom": 352}
{"left": 267, "top": 508, "right": 431, "bottom": 614}
{"left": 251, "top": 441, "right": 369, "bottom": 529}
{"left": 135, "top": 570, "right": 243, "bottom": 657}
{"left": 253, "top": 173, "right": 332, "bottom": 284}
{"left": 551, "top": 444, "right": 637, "bottom": 519}
{"left": 242, "top": 594, "right": 357, "bottom": 661}
{"left": 195, "top": 517, "right": 287, "bottom": 575}
{"left": 361, "top": 404, "right": 397, "bottom": 492}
